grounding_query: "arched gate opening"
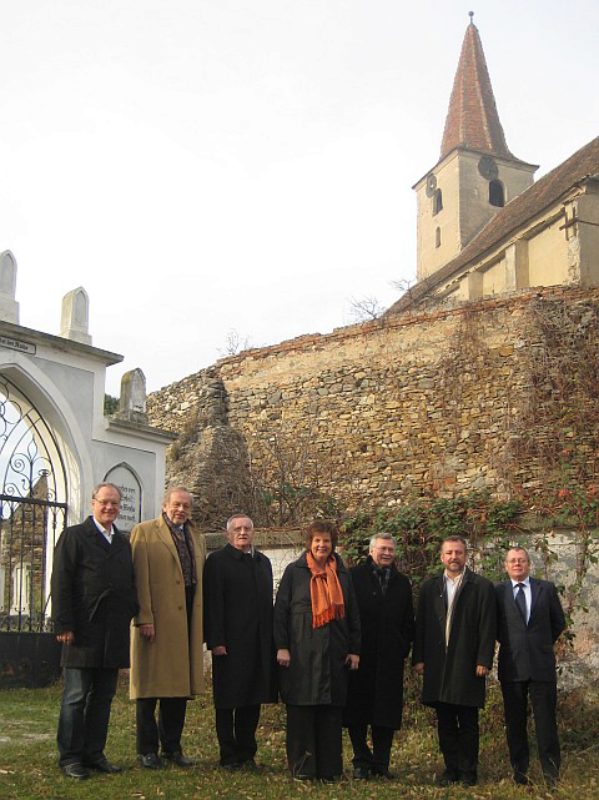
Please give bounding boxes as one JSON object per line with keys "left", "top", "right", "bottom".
{"left": 0, "top": 376, "right": 68, "bottom": 685}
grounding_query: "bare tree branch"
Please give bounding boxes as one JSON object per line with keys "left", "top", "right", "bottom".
{"left": 347, "top": 295, "right": 384, "bottom": 322}
{"left": 218, "top": 329, "right": 252, "bottom": 357}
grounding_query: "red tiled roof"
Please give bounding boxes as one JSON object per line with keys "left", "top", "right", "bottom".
{"left": 387, "top": 136, "right": 599, "bottom": 316}
{"left": 440, "top": 21, "right": 515, "bottom": 161}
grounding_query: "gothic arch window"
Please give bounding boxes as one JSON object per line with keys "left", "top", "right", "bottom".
{"left": 435, "top": 227, "right": 441, "bottom": 248}
{"left": 433, "top": 188, "right": 443, "bottom": 215}
{"left": 489, "top": 179, "right": 505, "bottom": 207}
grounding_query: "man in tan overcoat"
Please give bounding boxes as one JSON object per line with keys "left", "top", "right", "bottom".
{"left": 130, "top": 487, "right": 205, "bottom": 769}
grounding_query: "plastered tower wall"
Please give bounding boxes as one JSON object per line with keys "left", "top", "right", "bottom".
{"left": 416, "top": 151, "right": 536, "bottom": 282}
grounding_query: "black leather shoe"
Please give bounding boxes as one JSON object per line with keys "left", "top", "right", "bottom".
{"left": 372, "top": 767, "right": 393, "bottom": 779}
{"left": 86, "top": 758, "right": 122, "bottom": 774}
{"left": 163, "top": 751, "right": 196, "bottom": 768}
{"left": 220, "top": 761, "right": 241, "bottom": 771}
{"left": 461, "top": 772, "right": 477, "bottom": 787}
{"left": 240, "top": 758, "right": 258, "bottom": 771}
{"left": 514, "top": 771, "right": 531, "bottom": 785}
{"left": 438, "top": 769, "right": 460, "bottom": 786}
{"left": 62, "top": 763, "right": 90, "bottom": 780}
{"left": 138, "top": 753, "right": 163, "bottom": 769}
{"left": 352, "top": 766, "right": 370, "bottom": 780}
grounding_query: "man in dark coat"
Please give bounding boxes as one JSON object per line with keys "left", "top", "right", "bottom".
{"left": 496, "top": 546, "right": 565, "bottom": 787}
{"left": 51, "top": 483, "right": 138, "bottom": 780}
{"left": 344, "top": 532, "right": 414, "bottom": 779}
{"left": 413, "top": 535, "right": 495, "bottom": 787}
{"left": 203, "top": 514, "right": 276, "bottom": 769}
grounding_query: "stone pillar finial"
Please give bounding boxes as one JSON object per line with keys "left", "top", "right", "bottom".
{"left": 0, "top": 250, "right": 20, "bottom": 324}
{"left": 117, "top": 368, "right": 148, "bottom": 424}
{"left": 60, "top": 287, "right": 92, "bottom": 345}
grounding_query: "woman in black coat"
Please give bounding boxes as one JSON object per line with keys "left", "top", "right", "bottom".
{"left": 343, "top": 532, "right": 414, "bottom": 778}
{"left": 274, "top": 520, "right": 360, "bottom": 781}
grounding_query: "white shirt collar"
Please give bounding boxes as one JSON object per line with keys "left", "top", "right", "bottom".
{"left": 92, "top": 516, "right": 114, "bottom": 538}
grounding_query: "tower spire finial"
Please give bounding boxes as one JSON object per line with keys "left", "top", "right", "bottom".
{"left": 469, "top": 11, "right": 474, "bottom": 24}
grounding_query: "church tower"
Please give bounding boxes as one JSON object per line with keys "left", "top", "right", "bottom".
{"left": 414, "top": 14, "right": 538, "bottom": 282}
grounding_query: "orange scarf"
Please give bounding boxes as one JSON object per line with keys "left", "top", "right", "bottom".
{"left": 306, "top": 551, "right": 346, "bottom": 628}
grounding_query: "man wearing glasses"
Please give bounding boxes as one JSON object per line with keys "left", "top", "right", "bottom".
{"left": 496, "top": 547, "right": 565, "bottom": 787}
{"left": 52, "top": 483, "right": 138, "bottom": 779}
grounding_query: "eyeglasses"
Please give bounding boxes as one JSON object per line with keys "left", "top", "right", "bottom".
{"left": 93, "top": 500, "right": 121, "bottom": 508}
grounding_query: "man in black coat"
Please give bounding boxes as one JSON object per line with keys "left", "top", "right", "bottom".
{"left": 413, "top": 535, "right": 495, "bottom": 787}
{"left": 203, "top": 514, "right": 276, "bottom": 769}
{"left": 344, "top": 532, "right": 414, "bottom": 779}
{"left": 51, "top": 483, "right": 138, "bottom": 780}
{"left": 496, "top": 547, "right": 566, "bottom": 787}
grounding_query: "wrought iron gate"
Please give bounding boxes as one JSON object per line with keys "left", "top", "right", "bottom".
{"left": 0, "top": 377, "right": 68, "bottom": 633}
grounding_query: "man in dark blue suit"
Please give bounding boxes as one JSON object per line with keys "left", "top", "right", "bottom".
{"left": 496, "top": 547, "right": 566, "bottom": 787}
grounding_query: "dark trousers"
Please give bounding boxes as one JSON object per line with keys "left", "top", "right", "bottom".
{"left": 286, "top": 705, "right": 343, "bottom": 780}
{"left": 348, "top": 723, "right": 394, "bottom": 773}
{"left": 435, "top": 702, "right": 479, "bottom": 778}
{"left": 57, "top": 667, "right": 118, "bottom": 766}
{"left": 215, "top": 705, "right": 261, "bottom": 765}
{"left": 136, "top": 697, "right": 188, "bottom": 755}
{"left": 501, "top": 680, "right": 560, "bottom": 781}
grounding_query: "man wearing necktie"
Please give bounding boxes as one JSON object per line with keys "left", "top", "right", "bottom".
{"left": 496, "top": 547, "right": 566, "bottom": 787}
{"left": 130, "top": 487, "right": 205, "bottom": 769}
{"left": 52, "top": 483, "right": 138, "bottom": 780}
{"left": 343, "top": 532, "right": 414, "bottom": 780}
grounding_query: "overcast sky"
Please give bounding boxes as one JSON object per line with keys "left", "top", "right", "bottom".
{"left": 1, "top": 0, "right": 597, "bottom": 396}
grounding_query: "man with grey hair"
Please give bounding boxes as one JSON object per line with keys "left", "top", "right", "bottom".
{"left": 496, "top": 546, "right": 565, "bottom": 787}
{"left": 344, "top": 532, "right": 414, "bottom": 779}
{"left": 52, "top": 482, "right": 138, "bottom": 779}
{"left": 130, "top": 486, "right": 205, "bottom": 769}
{"left": 204, "top": 513, "right": 276, "bottom": 769}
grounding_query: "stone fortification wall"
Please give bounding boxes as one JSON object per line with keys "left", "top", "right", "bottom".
{"left": 148, "top": 291, "right": 599, "bottom": 685}
{"left": 148, "top": 286, "right": 599, "bottom": 528}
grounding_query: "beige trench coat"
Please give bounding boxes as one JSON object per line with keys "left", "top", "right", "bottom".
{"left": 129, "top": 515, "right": 205, "bottom": 699}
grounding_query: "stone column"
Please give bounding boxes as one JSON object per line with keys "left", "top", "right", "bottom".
{"left": 60, "top": 287, "right": 92, "bottom": 344}
{"left": 116, "top": 368, "right": 148, "bottom": 424}
{"left": 0, "top": 250, "right": 20, "bottom": 324}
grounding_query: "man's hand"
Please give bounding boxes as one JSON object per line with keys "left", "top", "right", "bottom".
{"left": 56, "top": 631, "right": 74, "bottom": 645}
{"left": 346, "top": 654, "right": 360, "bottom": 670}
{"left": 413, "top": 662, "right": 424, "bottom": 675}
{"left": 277, "top": 648, "right": 291, "bottom": 667}
{"left": 212, "top": 645, "right": 227, "bottom": 656}
{"left": 140, "top": 624, "right": 156, "bottom": 642}
{"left": 475, "top": 664, "right": 489, "bottom": 677}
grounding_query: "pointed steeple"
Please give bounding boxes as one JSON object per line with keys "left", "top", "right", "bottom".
{"left": 413, "top": 13, "right": 537, "bottom": 283}
{"left": 440, "top": 13, "right": 513, "bottom": 161}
